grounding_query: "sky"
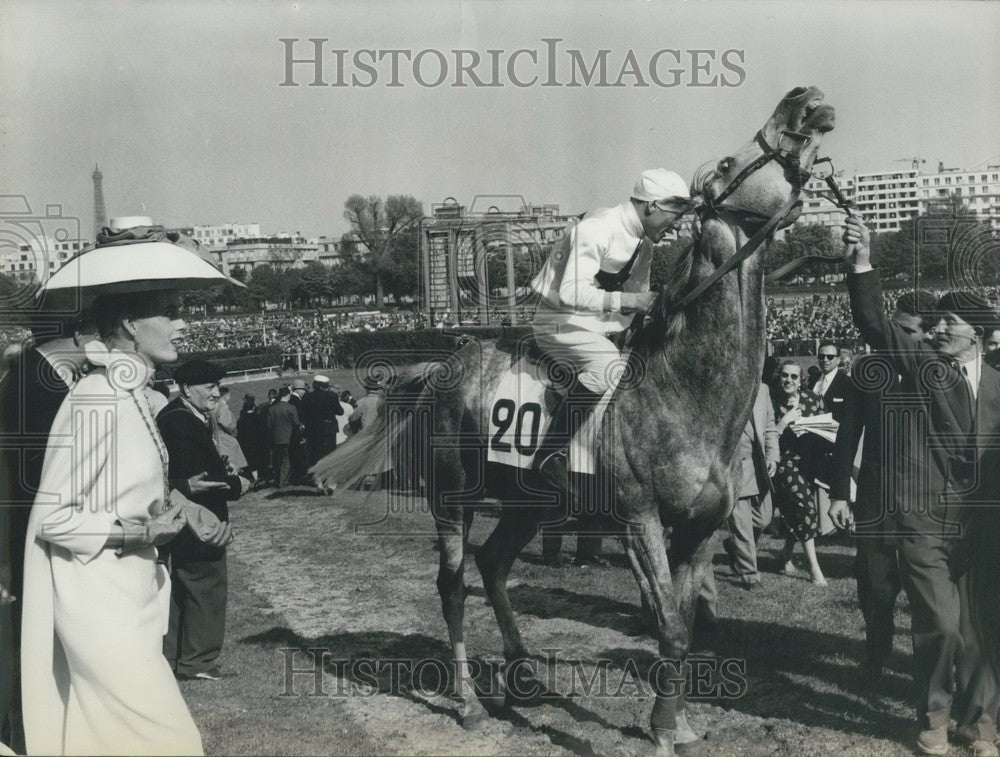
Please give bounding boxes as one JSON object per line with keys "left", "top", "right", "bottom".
{"left": 1, "top": 0, "right": 998, "bottom": 240}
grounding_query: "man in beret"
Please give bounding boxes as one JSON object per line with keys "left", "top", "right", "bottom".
{"left": 157, "top": 359, "right": 244, "bottom": 681}
{"left": 843, "top": 216, "right": 1000, "bottom": 756}
{"left": 300, "top": 374, "right": 343, "bottom": 466}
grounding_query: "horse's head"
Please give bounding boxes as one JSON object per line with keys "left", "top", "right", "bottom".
{"left": 694, "top": 85, "right": 835, "bottom": 227}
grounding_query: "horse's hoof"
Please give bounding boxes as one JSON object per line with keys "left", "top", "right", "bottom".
{"left": 651, "top": 728, "right": 675, "bottom": 757}
{"left": 460, "top": 704, "right": 489, "bottom": 729}
{"left": 674, "top": 740, "right": 708, "bottom": 757}
{"left": 674, "top": 711, "right": 700, "bottom": 746}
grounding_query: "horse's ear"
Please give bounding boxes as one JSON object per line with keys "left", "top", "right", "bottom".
{"left": 690, "top": 160, "right": 717, "bottom": 198}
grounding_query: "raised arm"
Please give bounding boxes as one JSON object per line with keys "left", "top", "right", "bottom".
{"left": 843, "top": 217, "right": 923, "bottom": 375}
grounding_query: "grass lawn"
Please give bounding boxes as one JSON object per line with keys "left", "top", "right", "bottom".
{"left": 173, "top": 484, "right": 997, "bottom": 756}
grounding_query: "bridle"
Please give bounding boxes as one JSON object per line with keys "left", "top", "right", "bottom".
{"left": 666, "top": 127, "right": 853, "bottom": 312}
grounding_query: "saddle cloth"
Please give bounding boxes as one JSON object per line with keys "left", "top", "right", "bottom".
{"left": 486, "top": 353, "right": 621, "bottom": 475}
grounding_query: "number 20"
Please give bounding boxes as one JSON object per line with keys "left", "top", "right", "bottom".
{"left": 490, "top": 400, "right": 541, "bottom": 455}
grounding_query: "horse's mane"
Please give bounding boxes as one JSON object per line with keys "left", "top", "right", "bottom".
{"left": 635, "top": 232, "right": 700, "bottom": 350}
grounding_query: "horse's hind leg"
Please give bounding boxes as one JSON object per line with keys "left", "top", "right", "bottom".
{"left": 436, "top": 504, "right": 488, "bottom": 727}
{"left": 475, "top": 507, "right": 539, "bottom": 660}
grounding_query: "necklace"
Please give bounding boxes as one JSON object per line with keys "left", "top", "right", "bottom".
{"left": 132, "top": 388, "right": 172, "bottom": 514}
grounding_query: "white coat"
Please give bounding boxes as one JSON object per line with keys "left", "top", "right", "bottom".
{"left": 20, "top": 345, "right": 203, "bottom": 756}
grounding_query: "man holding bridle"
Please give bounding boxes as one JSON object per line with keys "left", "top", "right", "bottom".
{"left": 842, "top": 215, "right": 1000, "bottom": 757}
{"left": 528, "top": 169, "right": 691, "bottom": 490}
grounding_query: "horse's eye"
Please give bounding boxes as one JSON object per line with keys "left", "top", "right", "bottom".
{"left": 717, "top": 157, "right": 734, "bottom": 174}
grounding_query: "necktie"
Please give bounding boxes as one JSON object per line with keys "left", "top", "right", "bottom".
{"left": 957, "top": 363, "right": 975, "bottom": 428}
{"left": 961, "top": 363, "right": 978, "bottom": 400}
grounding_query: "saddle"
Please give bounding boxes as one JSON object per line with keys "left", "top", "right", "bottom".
{"left": 486, "top": 331, "right": 634, "bottom": 477}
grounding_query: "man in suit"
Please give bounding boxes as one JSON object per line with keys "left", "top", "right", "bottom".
{"left": 829, "top": 289, "right": 938, "bottom": 701}
{"left": 808, "top": 341, "right": 852, "bottom": 534}
{"left": 157, "top": 359, "right": 242, "bottom": 681}
{"left": 721, "top": 382, "right": 780, "bottom": 589}
{"left": 843, "top": 216, "right": 1000, "bottom": 757}
{"left": 812, "top": 341, "right": 852, "bottom": 422}
{"left": 266, "top": 386, "right": 303, "bottom": 488}
{"left": 697, "top": 382, "right": 779, "bottom": 630}
{"left": 983, "top": 327, "right": 1000, "bottom": 370}
{"left": 300, "top": 374, "right": 342, "bottom": 465}
{"left": 288, "top": 379, "right": 309, "bottom": 483}
{"left": 260, "top": 388, "right": 279, "bottom": 485}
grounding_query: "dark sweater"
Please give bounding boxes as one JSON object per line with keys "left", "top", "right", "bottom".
{"left": 157, "top": 396, "right": 241, "bottom": 561}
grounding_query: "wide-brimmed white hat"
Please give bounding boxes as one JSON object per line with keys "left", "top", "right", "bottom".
{"left": 39, "top": 241, "right": 233, "bottom": 298}
{"left": 632, "top": 169, "right": 689, "bottom": 203}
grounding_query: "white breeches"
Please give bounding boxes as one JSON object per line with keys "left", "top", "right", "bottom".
{"left": 531, "top": 325, "right": 623, "bottom": 394}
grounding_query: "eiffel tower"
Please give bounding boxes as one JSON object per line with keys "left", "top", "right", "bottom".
{"left": 92, "top": 164, "right": 106, "bottom": 238}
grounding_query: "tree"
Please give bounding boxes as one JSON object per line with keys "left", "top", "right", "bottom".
{"left": 329, "top": 251, "right": 375, "bottom": 304}
{"left": 248, "top": 264, "right": 291, "bottom": 310}
{"left": 343, "top": 194, "right": 424, "bottom": 309}
{"left": 777, "top": 224, "right": 839, "bottom": 281}
{"left": 380, "top": 225, "right": 421, "bottom": 301}
{"left": 869, "top": 222, "right": 917, "bottom": 280}
{"left": 293, "top": 261, "right": 332, "bottom": 307}
{"left": 0, "top": 272, "right": 24, "bottom": 301}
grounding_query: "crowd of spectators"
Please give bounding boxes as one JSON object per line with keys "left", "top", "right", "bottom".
{"left": 177, "top": 309, "right": 424, "bottom": 358}
{"left": 6, "top": 287, "right": 1000, "bottom": 368}
{"left": 765, "top": 292, "right": 908, "bottom": 355}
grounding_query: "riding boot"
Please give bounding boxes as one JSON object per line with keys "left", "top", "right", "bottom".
{"left": 532, "top": 384, "right": 605, "bottom": 492}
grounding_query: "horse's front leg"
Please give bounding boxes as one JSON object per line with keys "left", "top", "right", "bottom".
{"left": 624, "top": 514, "right": 697, "bottom": 757}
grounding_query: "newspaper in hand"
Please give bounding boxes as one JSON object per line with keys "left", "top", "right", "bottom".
{"left": 790, "top": 412, "right": 839, "bottom": 443}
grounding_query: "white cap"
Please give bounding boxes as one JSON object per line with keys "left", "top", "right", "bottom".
{"left": 109, "top": 216, "right": 153, "bottom": 231}
{"left": 313, "top": 374, "right": 330, "bottom": 384}
{"left": 631, "top": 169, "right": 689, "bottom": 203}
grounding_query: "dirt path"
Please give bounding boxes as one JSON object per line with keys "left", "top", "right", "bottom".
{"left": 177, "top": 487, "right": 964, "bottom": 756}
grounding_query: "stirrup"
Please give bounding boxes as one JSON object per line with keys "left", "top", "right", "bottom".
{"left": 536, "top": 448, "right": 569, "bottom": 490}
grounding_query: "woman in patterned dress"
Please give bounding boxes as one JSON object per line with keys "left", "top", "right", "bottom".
{"left": 771, "top": 359, "right": 829, "bottom": 586}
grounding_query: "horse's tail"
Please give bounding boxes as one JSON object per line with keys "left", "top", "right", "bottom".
{"left": 309, "top": 365, "right": 430, "bottom": 490}
{"left": 968, "top": 505, "right": 1000, "bottom": 675}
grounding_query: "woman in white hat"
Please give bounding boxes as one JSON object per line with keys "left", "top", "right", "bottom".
{"left": 528, "top": 169, "right": 692, "bottom": 490}
{"left": 20, "top": 227, "right": 235, "bottom": 755}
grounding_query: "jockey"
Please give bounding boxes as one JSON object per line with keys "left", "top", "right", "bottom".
{"left": 529, "top": 168, "right": 691, "bottom": 489}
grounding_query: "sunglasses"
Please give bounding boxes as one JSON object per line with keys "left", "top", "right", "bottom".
{"left": 780, "top": 372, "right": 800, "bottom": 379}
{"left": 817, "top": 354, "right": 837, "bottom": 360}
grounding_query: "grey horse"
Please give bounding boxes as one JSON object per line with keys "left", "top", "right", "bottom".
{"left": 314, "top": 86, "right": 837, "bottom": 755}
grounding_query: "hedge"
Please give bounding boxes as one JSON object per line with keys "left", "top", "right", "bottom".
{"left": 330, "top": 326, "right": 533, "bottom": 367}
{"left": 155, "top": 329, "right": 531, "bottom": 378}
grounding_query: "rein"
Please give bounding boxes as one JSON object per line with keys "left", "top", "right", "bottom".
{"left": 763, "top": 166, "right": 855, "bottom": 283}
{"left": 664, "top": 132, "right": 853, "bottom": 313}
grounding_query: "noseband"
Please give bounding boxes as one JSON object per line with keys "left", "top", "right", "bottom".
{"left": 667, "top": 127, "right": 852, "bottom": 312}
